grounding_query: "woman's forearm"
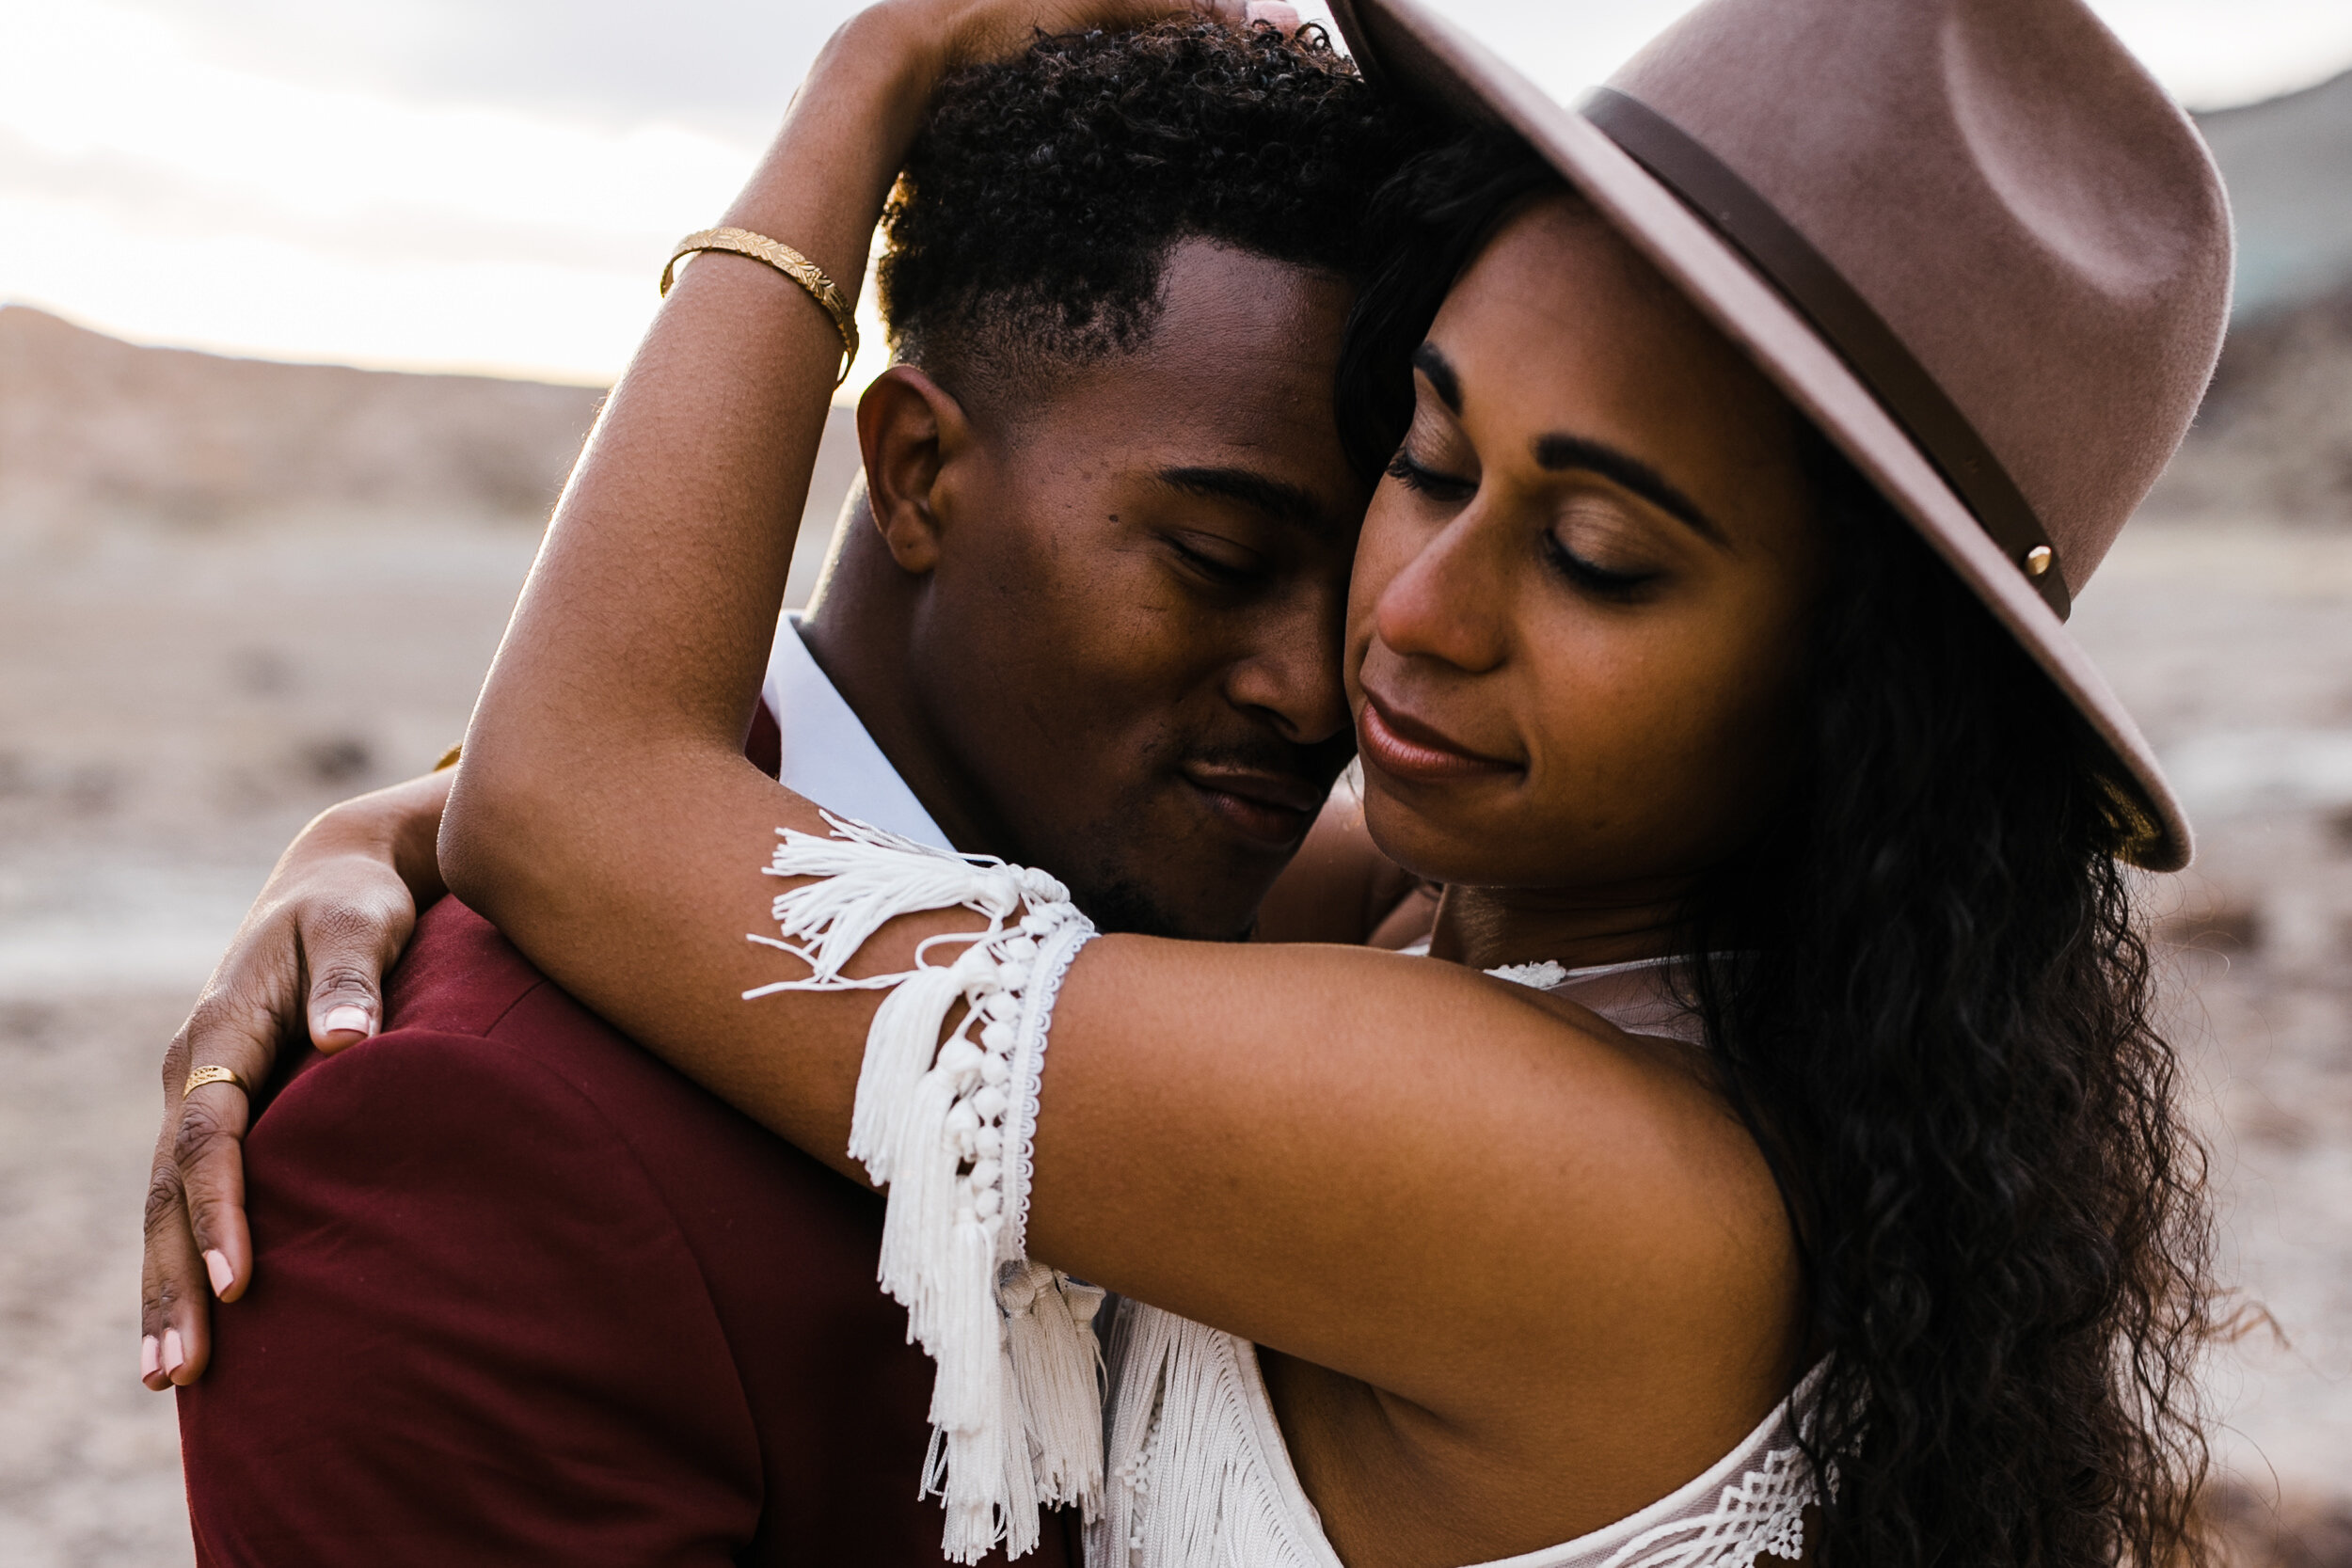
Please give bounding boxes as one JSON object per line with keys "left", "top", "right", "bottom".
{"left": 444, "top": 8, "right": 938, "bottom": 944}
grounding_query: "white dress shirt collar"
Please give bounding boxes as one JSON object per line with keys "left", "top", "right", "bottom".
{"left": 761, "top": 615, "right": 949, "bottom": 850}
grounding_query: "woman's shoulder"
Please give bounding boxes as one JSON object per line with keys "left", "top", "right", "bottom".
{"left": 1514, "top": 981, "right": 1798, "bottom": 1308}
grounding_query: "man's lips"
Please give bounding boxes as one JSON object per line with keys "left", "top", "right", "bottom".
{"left": 1357, "top": 692, "right": 1518, "bottom": 784}
{"left": 1181, "top": 764, "right": 1327, "bottom": 848}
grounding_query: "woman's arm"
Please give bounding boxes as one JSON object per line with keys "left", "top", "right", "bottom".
{"left": 444, "top": 0, "right": 1795, "bottom": 1433}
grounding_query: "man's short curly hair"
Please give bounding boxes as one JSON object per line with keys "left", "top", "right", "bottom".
{"left": 877, "top": 20, "right": 1418, "bottom": 420}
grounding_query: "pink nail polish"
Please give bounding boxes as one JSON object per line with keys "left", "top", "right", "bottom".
{"left": 205, "top": 1250, "right": 233, "bottom": 1297}
{"left": 162, "top": 1327, "right": 186, "bottom": 1378}
{"left": 141, "top": 1335, "right": 162, "bottom": 1380}
{"left": 322, "top": 1004, "right": 372, "bottom": 1038}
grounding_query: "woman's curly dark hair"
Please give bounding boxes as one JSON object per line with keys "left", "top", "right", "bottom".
{"left": 879, "top": 19, "right": 1422, "bottom": 416}
{"left": 1340, "top": 131, "right": 2218, "bottom": 1567}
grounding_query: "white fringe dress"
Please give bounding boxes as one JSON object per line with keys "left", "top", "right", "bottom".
{"left": 752, "top": 816, "right": 1822, "bottom": 1568}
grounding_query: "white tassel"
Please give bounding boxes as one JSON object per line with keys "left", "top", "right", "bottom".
{"left": 877, "top": 1069, "right": 970, "bottom": 1346}
{"left": 747, "top": 812, "right": 1103, "bottom": 1563}
{"left": 994, "top": 1336, "right": 1046, "bottom": 1560}
{"left": 850, "top": 961, "right": 971, "bottom": 1180}
{"left": 934, "top": 1216, "right": 1009, "bottom": 1560}
{"left": 1004, "top": 1261, "right": 1108, "bottom": 1510}
{"left": 1092, "top": 1301, "right": 1323, "bottom": 1568}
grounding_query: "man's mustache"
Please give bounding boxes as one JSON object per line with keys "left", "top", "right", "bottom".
{"left": 1180, "top": 731, "right": 1357, "bottom": 797}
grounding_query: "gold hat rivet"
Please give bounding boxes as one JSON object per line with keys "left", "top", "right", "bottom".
{"left": 2024, "top": 545, "right": 2054, "bottom": 578}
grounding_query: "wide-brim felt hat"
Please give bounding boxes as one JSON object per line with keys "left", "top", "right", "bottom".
{"left": 1327, "top": 0, "right": 2233, "bottom": 870}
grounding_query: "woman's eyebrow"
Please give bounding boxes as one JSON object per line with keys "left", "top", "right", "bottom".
{"left": 1411, "top": 342, "right": 1463, "bottom": 412}
{"left": 1533, "top": 434, "right": 1726, "bottom": 546}
{"left": 1417, "top": 338, "right": 1725, "bottom": 545}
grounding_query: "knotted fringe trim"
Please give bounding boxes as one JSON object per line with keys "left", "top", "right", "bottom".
{"left": 749, "top": 812, "right": 1104, "bottom": 1563}
{"left": 1091, "top": 1302, "right": 1323, "bottom": 1568}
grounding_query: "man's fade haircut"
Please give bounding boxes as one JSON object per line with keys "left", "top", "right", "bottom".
{"left": 877, "top": 20, "right": 1418, "bottom": 447}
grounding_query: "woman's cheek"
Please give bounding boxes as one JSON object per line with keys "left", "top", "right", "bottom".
{"left": 1347, "top": 497, "right": 1417, "bottom": 621}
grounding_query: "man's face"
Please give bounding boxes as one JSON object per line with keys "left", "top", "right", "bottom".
{"left": 908, "top": 240, "right": 1366, "bottom": 939}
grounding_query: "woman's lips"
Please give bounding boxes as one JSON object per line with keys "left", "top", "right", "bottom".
{"left": 1357, "top": 693, "right": 1518, "bottom": 784}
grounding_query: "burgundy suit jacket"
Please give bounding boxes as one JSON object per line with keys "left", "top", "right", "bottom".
{"left": 180, "top": 707, "right": 1072, "bottom": 1566}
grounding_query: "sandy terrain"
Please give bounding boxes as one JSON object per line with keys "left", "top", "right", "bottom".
{"left": 2, "top": 326, "right": 2348, "bottom": 1562}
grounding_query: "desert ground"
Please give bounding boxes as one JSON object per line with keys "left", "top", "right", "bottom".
{"left": 3, "top": 308, "right": 2350, "bottom": 1562}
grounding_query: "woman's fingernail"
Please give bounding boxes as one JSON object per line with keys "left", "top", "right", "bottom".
{"left": 321, "top": 1004, "right": 372, "bottom": 1038}
{"left": 205, "top": 1250, "right": 233, "bottom": 1297}
{"left": 162, "top": 1327, "right": 186, "bottom": 1378}
{"left": 141, "top": 1335, "right": 162, "bottom": 1380}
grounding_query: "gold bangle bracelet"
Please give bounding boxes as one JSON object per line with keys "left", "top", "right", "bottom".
{"left": 662, "top": 227, "right": 859, "bottom": 388}
{"left": 433, "top": 743, "right": 462, "bottom": 772}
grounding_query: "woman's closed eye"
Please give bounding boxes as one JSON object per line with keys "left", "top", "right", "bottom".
{"left": 1543, "top": 531, "right": 1661, "bottom": 599}
{"left": 1545, "top": 506, "right": 1665, "bottom": 600}
{"left": 1385, "top": 447, "right": 1477, "bottom": 504}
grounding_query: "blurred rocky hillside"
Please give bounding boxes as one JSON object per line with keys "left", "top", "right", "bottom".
{"left": 0, "top": 304, "right": 861, "bottom": 562}
{"left": 0, "top": 306, "right": 601, "bottom": 531}
{"left": 2143, "top": 69, "right": 2352, "bottom": 528}
{"left": 2151, "top": 278, "right": 2352, "bottom": 526}
{"left": 2201, "top": 65, "right": 2352, "bottom": 324}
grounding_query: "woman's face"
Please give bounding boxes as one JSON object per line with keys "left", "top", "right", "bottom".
{"left": 1346, "top": 196, "right": 1824, "bottom": 895}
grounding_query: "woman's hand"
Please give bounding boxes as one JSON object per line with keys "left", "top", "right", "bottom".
{"left": 895, "top": 0, "right": 1268, "bottom": 79}
{"left": 140, "top": 768, "right": 453, "bottom": 1390}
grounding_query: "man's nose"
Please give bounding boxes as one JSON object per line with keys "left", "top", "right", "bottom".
{"left": 1224, "top": 576, "right": 1352, "bottom": 745}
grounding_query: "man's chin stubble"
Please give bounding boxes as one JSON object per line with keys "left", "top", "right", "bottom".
{"left": 1066, "top": 866, "right": 1256, "bottom": 942}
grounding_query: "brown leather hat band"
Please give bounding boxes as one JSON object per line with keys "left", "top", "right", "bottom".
{"left": 1582, "top": 87, "right": 2071, "bottom": 619}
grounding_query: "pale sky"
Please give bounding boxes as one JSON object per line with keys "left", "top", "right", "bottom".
{"left": 4, "top": 0, "right": 2348, "bottom": 387}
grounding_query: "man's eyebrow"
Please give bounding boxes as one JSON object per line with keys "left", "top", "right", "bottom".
{"left": 1411, "top": 342, "right": 1462, "bottom": 413}
{"left": 1157, "top": 467, "right": 1334, "bottom": 536}
{"left": 1533, "top": 434, "right": 1727, "bottom": 545}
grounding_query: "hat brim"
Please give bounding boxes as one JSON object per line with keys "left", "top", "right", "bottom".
{"left": 1328, "top": 0, "right": 2190, "bottom": 870}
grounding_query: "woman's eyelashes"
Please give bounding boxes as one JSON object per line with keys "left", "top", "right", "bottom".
{"left": 1384, "top": 427, "right": 1662, "bottom": 598}
{"left": 1385, "top": 447, "right": 1477, "bottom": 504}
{"left": 1542, "top": 530, "right": 1661, "bottom": 599}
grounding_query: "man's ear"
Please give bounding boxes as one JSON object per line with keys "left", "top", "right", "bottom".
{"left": 855, "top": 364, "right": 978, "bottom": 577}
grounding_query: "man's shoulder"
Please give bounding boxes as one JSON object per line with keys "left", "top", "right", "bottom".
{"left": 349, "top": 898, "right": 754, "bottom": 1142}
{"left": 215, "top": 904, "right": 967, "bottom": 1567}
{"left": 268, "top": 897, "right": 871, "bottom": 1227}
{"left": 380, "top": 894, "right": 582, "bottom": 1039}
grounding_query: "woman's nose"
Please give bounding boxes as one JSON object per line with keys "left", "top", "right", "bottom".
{"left": 1372, "top": 509, "right": 1509, "bottom": 674}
